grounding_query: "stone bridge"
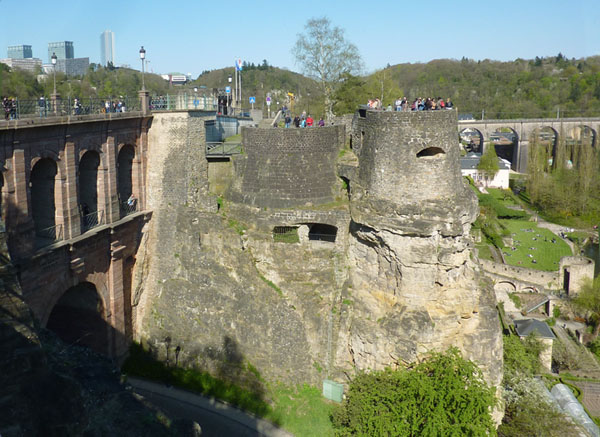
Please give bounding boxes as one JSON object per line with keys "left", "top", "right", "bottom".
{"left": 459, "top": 117, "right": 600, "bottom": 172}
{"left": 0, "top": 111, "right": 155, "bottom": 359}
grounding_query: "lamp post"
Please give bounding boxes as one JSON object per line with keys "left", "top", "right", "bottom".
{"left": 228, "top": 75, "right": 233, "bottom": 114}
{"left": 194, "top": 86, "right": 198, "bottom": 109}
{"left": 138, "top": 47, "right": 150, "bottom": 115}
{"left": 139, "top": 46, "right": 146, "bottom": 90}
{"left": 51, "top": 52, "right": 58, "bottom": 115}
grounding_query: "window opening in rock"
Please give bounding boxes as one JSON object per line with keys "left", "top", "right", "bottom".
{"left": 416, "top": 147, "right": 445, "bottom": 158}
{"left": 308, "top": 223, "right": 337, "bottom": 243}
{"left": 273, "top": 226, "right": 299, "bottom": 243}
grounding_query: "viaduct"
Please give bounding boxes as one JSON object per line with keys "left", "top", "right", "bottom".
{"left": 1, "top": 110, "right": 598, "bottom": 360}
{"left": 458, "top": 117, "right": 600, "bottom": 173}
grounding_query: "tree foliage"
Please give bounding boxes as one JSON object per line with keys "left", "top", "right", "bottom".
{"left": 292, "top": 17, "right": 362, "bottom": 119}
{"left": 478, "top": 144, "right": 500, "bottom": 180}
{"left": 331, "top": 348, "right": 496, "bottom": 436}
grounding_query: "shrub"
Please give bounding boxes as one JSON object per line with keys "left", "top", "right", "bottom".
{"left": 331, "top": 348, "right": 496, "bottom": 436}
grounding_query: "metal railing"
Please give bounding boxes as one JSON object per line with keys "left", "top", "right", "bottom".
{"left": 150, "top": 94, "right": 217, "bottom": 111}
{"left": 308, "top": 232, "right": 337, "bottom": 243}
{"left": 120, "top": 200, "right": 138, "bottom": 217}
{"left": 206, "top": 142, "right": 243, "bottom": 156}
{"left": 35, "top": 223, "right": 63, "bottom": 242}
{"left": 81, "top": 210, "right": 104, "bottom": 232}
{"left": 3, "top": 97, "right": 141, "bottom": 119}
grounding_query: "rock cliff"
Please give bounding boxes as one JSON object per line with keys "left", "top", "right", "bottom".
{"left": 136, "top": 110, "right": 502, "bottom": 399}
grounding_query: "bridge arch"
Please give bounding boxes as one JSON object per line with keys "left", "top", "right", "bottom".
{"left": 46, "top": 281, "right": 109, "bottom": 355}
{"left": 494, "top": 281, "right": 517, "bottom": 292}
{"left": 117, "top": 144, "right": 135, "bottom": 216}
{"left": 30, "top": 158, "right": 59, "bottom": 241}
{"left": 460, "top": 128, "right": 483, "bottom": 153}
{"left": 490, "top": 127, "right": 519, "bottom": 165}
{"left": 79, "top": 151, "right": 101, "bottom": 231}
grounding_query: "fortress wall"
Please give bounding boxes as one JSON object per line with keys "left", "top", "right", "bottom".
{"left": 479, "top": 258, "right": 560, "bottom": 289}
{"left": 228, "top": 125, "right": 345, "bottom": 208}
{"left": 353, "top": 110, "right": 463, "bottom": 203}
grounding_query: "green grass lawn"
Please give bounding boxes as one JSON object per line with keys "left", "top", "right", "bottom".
{"left": 475, "top": 243, "right": 494, "bottom": 262}
{"left": 498, "top": 220, "right": 572, "bottom": 271}
{"left": 269, "top": 383, "right": 336, "bottom": 436}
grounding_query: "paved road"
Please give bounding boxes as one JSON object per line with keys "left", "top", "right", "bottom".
{"left": 128, "top": 377, "right": 293, "bottom": 437}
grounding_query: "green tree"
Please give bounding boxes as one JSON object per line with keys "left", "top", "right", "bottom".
{"left": 572, "top": 276, "right": 600, "bottom": 337}
{"left": 478, "top": 143, "right": 500, "bottom": 183}
{"left": 331, "top": 348, "right": 496, "bottom": 436}
{"left": 292, "top": 17, "right": 362, "bottom": 120}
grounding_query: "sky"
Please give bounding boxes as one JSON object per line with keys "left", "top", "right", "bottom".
{"left": 1, "top": 0, "right": 598, "bottom": 78}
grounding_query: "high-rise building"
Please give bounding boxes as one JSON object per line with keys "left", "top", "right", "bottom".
{"left": 100, "top": 30, "right": 115, "bottom": 66}
{"left": 7, "top": 45, "right": 32, "bottom": 59}
{"left": 48, "top": 41, "right": 74, "bottom": 62}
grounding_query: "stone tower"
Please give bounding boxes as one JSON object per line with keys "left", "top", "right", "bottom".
{"left": 338, "top": 109, "right": 502, "bottom": 389}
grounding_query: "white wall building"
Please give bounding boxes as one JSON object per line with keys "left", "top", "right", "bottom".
{"left": 460, "top": 152, "right": 511, "bottom": 189}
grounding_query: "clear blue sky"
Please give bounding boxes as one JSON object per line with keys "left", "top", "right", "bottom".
{"left": 1, "top": 0, "right": 598, "bottom": 77}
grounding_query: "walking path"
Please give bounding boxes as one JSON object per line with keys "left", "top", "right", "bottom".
{"left": 128, "top": 377, "right": 293, "bottom": 437}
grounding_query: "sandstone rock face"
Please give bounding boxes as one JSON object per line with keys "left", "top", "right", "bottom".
{"left": 341, "top": 110, "right": 502, "bottom": 388}
{"left": 137, "top": 110, "right": 502, "bottom": 399}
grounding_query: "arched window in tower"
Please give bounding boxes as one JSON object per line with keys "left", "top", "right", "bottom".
{"left": 416, "top": 147, "right": 445, "bottom": 158}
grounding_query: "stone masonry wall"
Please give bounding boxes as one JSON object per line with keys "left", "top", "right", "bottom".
{"left": 228, "top": 125, "right": 345, "bottom": 208}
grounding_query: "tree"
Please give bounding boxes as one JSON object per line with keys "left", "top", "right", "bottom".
{"left": 331, "top": 348, "right": 496, "bottom": 436}
{"left": 572, "top": 276, "right": 600, "bottom": 337}
{"left": 292, "top": 17, "right": 362, "bottom": 120}
{"left": 478, "top": 144, "right": 500, "bottom": 184}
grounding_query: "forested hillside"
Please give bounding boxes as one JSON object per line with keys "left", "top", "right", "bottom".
{"left": 1, "top": 54, "right": 599, "bottom": 119}
{"left": 334, "top": 54, "right": 600, "bottom": 118}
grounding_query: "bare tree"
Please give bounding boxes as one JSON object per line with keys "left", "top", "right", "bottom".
{"left": 292, "top": 17, "right": 362, "bottom": 120}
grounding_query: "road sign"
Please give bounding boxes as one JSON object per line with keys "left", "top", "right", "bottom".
{"left": 225, "top": 86, "right": 231, "bottom": 94}
{"left": 249, "top": 96, "right": 256, "bottom": 104}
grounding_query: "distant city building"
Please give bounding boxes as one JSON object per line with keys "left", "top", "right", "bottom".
{"left": 100, "top": 30, "right": 115, "bottom": 66}
{"left": 7, "top": 45, "right": 32, "bottom": 59}
{"left": 161, "top": 74, "right": 188, "bottom": 85}
{"left": 460, "top": 152, "right": 511, "bottom": 189}
{"left": 0, "top": 57, "right": 42, "bottom": 73}
{"left": 48, "top": 41, "right": 74, "bottom": 62}
{"left": 55, "top": 57, "right": 90, "bottom": 76}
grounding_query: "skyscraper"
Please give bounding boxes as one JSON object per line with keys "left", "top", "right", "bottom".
{"left": 100, "top": 30, "right": 115, "bottom": 67}
{"left": 7, "top": 45, "right": 32, "bottom": 59}
{"left": 48, "top": 41, "right": 74, "bottom": 62}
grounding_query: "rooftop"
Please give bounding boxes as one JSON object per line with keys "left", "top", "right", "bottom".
{"left": 514, "top": 319, "right": 556, "bottom": 339}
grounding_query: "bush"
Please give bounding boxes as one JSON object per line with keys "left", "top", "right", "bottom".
{"left": 331, "top": 348, "right": 496, "bottom": 436}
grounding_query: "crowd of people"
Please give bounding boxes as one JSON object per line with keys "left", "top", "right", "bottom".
{"left": 367, "top": 96, "right": 454, "bottom": 112}
{"left": 2, "top": 97, "right": 17, "bottom": 120}
{"left": 282, "top": 111, "right": 325, "bottom": 128}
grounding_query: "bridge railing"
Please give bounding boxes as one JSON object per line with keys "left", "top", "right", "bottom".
{"left": 81, "top": 210, "right": 105, "bottom": 232}
{"left": 5, "top": 97, "right": 141, "bottom": 119}
{"left": 150, "top": 94, "right": 217, "bottom": 112}
{"left": 206, "top": 141, "right": 243, "bottom": 157}
{"left": 120, "top": 200, "right": 138, "bottom": 218}
{"left": 35, "top": 223, "right": 63, "bottom": 247}
{"left": 459, "top": 108, "right": 600, "bottom": 121}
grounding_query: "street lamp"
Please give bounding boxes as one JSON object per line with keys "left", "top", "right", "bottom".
{"left": 51, "top": 52, "right": 57, "bottom": 94}
{"left": 139, "top": 46, "right": 146, "bottom": 90}
{"left": 51, "top": 52, "right": 58, "bottom": 115}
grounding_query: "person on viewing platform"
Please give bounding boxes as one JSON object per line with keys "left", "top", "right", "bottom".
{"left": 284, "top": 114, "right": 291, "bottom": 128}
{"left": 318, "top": 117, "right": 325, "bottom": 127}
{"left": 306, "top": 115, "right": 314, "bottom": 127}
{"left": 38, "top": 97, "right": 46, "bottom": 118}
{"left": 394, "top": 97, "right": 402, "bottom": 111}
{"left": 127, "top": 194, "right": 136, "bottom": 208}
{"left": 293, "top": 115, "right": 300, "bottom": 128}
{"left": 445, "top": 98, "right": 454, "bottom": 109}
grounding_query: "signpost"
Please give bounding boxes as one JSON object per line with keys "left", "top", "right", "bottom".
{"left": 266, "top": 96, "right": 271, "bottom": 118}
{"left": 249, "top": 96, "right": 255, "bottom": 110}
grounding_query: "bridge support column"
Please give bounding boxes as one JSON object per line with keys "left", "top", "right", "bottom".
{"left": 103, "top": 136, "right": 120, "bottom": 223}
{"left": 57, "top": 142, "right": 81, "bottom": 239}
{"left": 515, "top": 140, "right": 529, "bottom": 173}
{"left": 139, "top": 90, "right": 150, "bottom": 116}
{"left": 9, "top": 149, "right": 33, "bottom": 257}
{"left": 107, "top": 237, "right": 129, "bottom": 358}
